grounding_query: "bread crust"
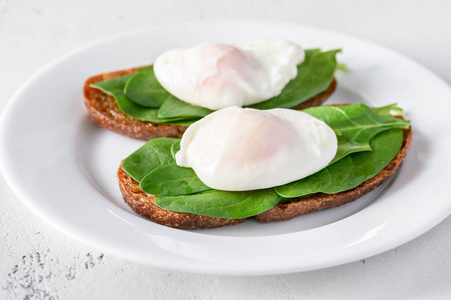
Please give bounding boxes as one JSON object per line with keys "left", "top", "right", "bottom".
{"left": 84, "top": 68, "right": 337, "bottom": 140}
{"left": 117, "top": 165, "right": 246, "bottom": 229}
{"left": 117, "top": 127, "right": 412, "bottom": 229}
{"left": 83, "top": 68, "right": 187, "bottom": 140}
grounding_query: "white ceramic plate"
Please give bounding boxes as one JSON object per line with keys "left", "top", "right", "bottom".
{"left": 1, "top": 21, "right": 451, "bottom": 275}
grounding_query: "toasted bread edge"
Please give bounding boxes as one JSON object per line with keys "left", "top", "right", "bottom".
{"left": 117, "top": 164, "right": 247, "bottom": 229}
{"left": 83, "top": 68, "right": 188, "bottom": 140}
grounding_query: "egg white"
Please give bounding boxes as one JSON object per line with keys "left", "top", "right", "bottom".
{"left": 176, "top": 106, "right": 337, "bottom": 191}
{"left": 153, "top": 40, "right": 305, "bottom": 110}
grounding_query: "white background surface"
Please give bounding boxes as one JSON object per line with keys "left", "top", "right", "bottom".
{"left": 1, "top": 0, "right": 451, "bottom": 299}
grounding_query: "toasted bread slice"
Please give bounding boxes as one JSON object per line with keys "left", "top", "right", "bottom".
{"left": 84, "top": 68, "right": 337, "bottom": 140}
{"left": 117, "top": 127, "right": 412, "bottom": 229}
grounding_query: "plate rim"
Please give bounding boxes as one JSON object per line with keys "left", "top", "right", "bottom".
{"left": 1, "top": 20, "right": 451, "bottom": 275}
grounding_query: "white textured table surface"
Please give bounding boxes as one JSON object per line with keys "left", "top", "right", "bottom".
{"left": 1, "top": 0, "right": 451, "bottom": 299}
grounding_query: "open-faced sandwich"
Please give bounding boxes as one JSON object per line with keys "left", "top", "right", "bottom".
{"left": 84, "top": 40, "right": 340, "bottom": 140}
{"left": 118, "top": 103, "right": 412, "bottom": 229}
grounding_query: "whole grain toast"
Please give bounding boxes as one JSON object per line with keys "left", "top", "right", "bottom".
{"left": 84, "top": 68, "right": 337, "bottom": 140}
{"left": 117, "top": 127, "right": 412, "bottom": 229}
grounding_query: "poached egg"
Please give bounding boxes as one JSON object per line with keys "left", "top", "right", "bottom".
{"left": 176, "top": 106, "right": 337, "bottom": 191}
{"left": 153, "top": 40, "right": 304, "bottom": 110}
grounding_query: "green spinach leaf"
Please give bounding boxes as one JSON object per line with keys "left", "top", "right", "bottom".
{"left": 135, "top": 66, "right": 154, "bottom": 73}
{"left": 123, "top": 66, "right": 169, "bottom": 107}
{"left": 156, "top": 188, "right": 282, "bottom": 219}
{"left": 330, "top": 137, "right": 371, "bottom": 165}
{"left": 157, "top": 95, "right": 213, "bottom": 119}
{"left": 170, "top": 140, "right": 181, "bottom": 158}
{"left": 249, "top": 49, "right": 340, "bottom": 110}
{"left": 372, "top": 103, "right": 404, "bottom": 116}
{"left": 304, "top": 103, "right": 409, "bottom": 157}
{"left": 275, "top": 128, "right": 403, "bottom": 197}
{"left": 121, "top": 138, "right": 178, "bottom": 181}
{"left": 140, "top": 164, "right": 211, "bottom": 196}
{"left": 90, "top": 76, "right": 190, "bottom": 124}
